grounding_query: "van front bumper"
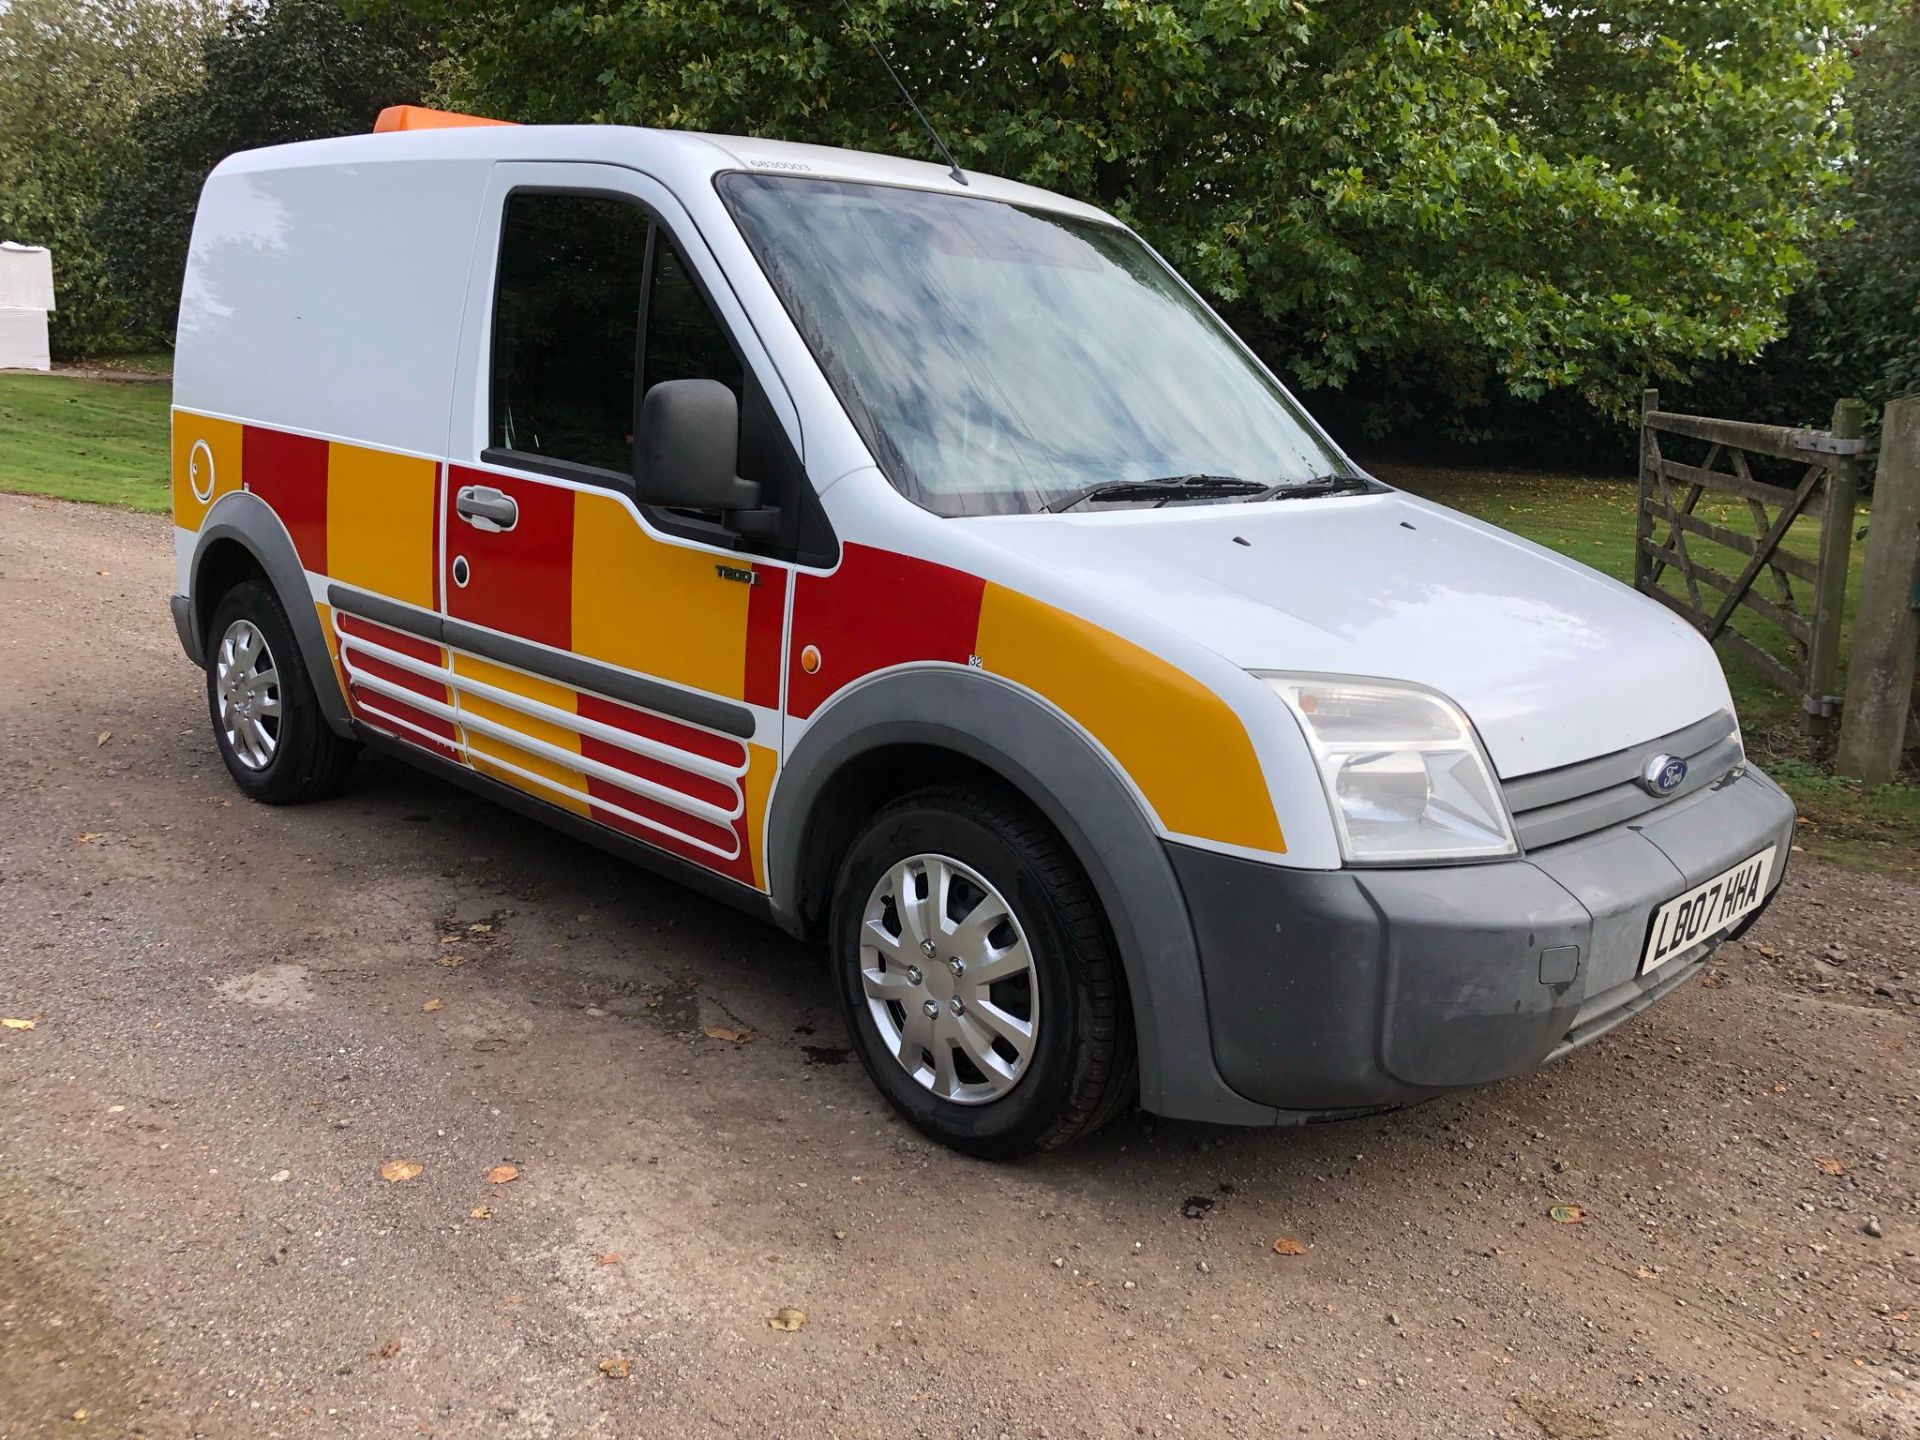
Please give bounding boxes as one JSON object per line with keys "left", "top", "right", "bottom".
{"left": 1169, "top": 765, "right": 1796, "bottom": 1115}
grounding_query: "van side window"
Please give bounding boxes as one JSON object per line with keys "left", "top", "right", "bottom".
{"left": 637, "top": 229, "right": 836, "bottom": 566}
{"left": 489, "top": 193, "right": 649, "bottom": 475}
{"left": 642, "top": 235, "right": 744, "bottom": 402}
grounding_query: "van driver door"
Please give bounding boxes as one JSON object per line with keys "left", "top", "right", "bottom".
{"left": 432, "top": 161, "right": 807, "bottom": 893}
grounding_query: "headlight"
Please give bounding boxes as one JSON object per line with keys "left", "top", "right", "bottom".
{"left": 1260, "top": 674, "right": 1516, "bottom": 864}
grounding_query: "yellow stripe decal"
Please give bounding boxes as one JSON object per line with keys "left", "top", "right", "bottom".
{"left": 973, "top": 584, "right": 1285, "bottom": 854}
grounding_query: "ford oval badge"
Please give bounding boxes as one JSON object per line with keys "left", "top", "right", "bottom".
{"left": 1641, "top": 753, "right": 1688, "bottom": 798}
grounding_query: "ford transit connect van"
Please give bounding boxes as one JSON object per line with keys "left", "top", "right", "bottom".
{"left": 168, "top": 111, "right": 1795, "bottom": 1156}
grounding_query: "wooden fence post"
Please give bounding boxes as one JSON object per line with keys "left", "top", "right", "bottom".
{"left": 1836, "top": 395, "right": 1920, "bottom": 783}
{"left": 1804, "top": 397, "right": 1866, "bottom": 737}
{"left": 1634, "top": 388, "right": 1658, "bottom": 594}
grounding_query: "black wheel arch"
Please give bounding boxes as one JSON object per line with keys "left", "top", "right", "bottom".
{"left": 185, "top": 492, "right": 352, "bottom": 736}
{"left": 766, "top": 667, "right": 1279, "bottom": 1125}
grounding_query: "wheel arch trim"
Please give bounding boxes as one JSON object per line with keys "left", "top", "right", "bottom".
{"left": 767, "top": 666, "right": 1278, "bottom": 1123}
{"left": 186, "top": 492, "right": 352, "bottom": 734}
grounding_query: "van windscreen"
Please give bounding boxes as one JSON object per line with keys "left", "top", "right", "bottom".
{"left": 721, "top": 174, "right": 1349, "bottom": 518}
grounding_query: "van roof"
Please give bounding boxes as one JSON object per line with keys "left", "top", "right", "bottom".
{"left": 208, "top": 122, "right": 1113, "bottom": 224}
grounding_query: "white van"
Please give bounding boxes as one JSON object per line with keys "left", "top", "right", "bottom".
{"left": 168, "top": 109, "right": 1794, "bottom": 1156}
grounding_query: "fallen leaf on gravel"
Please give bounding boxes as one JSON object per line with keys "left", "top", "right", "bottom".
{"left": 596, "top": 1252, "right": 622, "bottom": 1265}
{"left": 469, "top": 1205, "right": 492, "bottom": 1220}
{"left": 1, "top": 1018, "right": 35, "bottom": 1031}
{"left": 437, "top": 954, "right": 467, "bottom": 968}
{"left": 1757, "top": 943, "right": 1781, "bottom": 957}
{"left": 379, "top": 1159, "right": 423, "bottom": 1183}
{"left": 372, "top": 1339, "right": 402, "bottom": 1359}
{"left": 75, "top": 833, "right": 101, "bottom": 843}
{"left": 1271, "top": 1237, "right": 1306, "bottom": 1256}
{"left": 1634, "top": 1265, "right": 1657, "bottom": 1280}
{"left": 467, "top": 922, "right": 493, "bottom": 934}
{"left": 440, "top": 935, "right": 460, "bottom": 944}
{"left": 1815, "top": 1156, "right": 1846, "bottom": 1177}
{"left": 421, "top": 998, "right": 443, "bottom": 1013}
{"left": 597, "top": 1357, "right": 631, "bottom": 1379}
{"left": 486, "top": 1164, "right": 519, "bottom": 1185}
{"left": 767, "top": 1307, "right": 806, "bottom": 1332}
{"left": 702, "top": 1025, "right": 751, "bottom": 1043}
{"left": 96, "top": 731, "right": 111, "bottom": 746}
{"left": 1548, "top": 1205, "right": 1587, "bottom": 1225}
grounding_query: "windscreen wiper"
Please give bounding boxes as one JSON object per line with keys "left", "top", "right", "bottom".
{"left": 1254, "top": 474, "right": 1380, "bottom": 501}
{"left": 1042, "top": 474, "right": 1267, "bottom": 514}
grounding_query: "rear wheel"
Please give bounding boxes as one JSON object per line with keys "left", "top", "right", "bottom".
{"left": 205, "top": 579, "right": 356, "bottom": 803}
{"left": 830, "top": 784, "right": 1136, "bottom": 1158}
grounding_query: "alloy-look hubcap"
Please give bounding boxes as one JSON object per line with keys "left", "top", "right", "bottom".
{"left": 215, "top": 618, "right": 282, "bottom": 771}
{"left": 859, "top": 854, "right": 1039, "bottom": 1105}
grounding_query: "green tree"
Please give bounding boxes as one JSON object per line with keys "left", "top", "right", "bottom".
{"left": 0, "top": 0, "right": 223, "bottom": 357}
{"left": 1666, "top": 2, "right": 1916, "bottom": 461}
{"left": 97, "top": 0, "right": 442, "bottom": 346}
{"left": 407, "top": 0, "right": 1855, "bottom": 436}
{"left": 1800, "top": 3, "right": 1920, "bottom": 410}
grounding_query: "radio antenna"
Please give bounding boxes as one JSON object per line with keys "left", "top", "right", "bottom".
{"left": 838, "top": 1, "right": 968, "bottom": 185}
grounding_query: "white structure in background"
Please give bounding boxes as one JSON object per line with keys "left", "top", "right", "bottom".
{"left": 0, "top": 242, "right": 56, "bottom": 370}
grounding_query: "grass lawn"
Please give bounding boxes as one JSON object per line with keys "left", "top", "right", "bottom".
{"left": 0, "top": 373, "right": 170, "bottom": 512}
{"left": 0, "top": 371, "right": 1912, "bottom": 869}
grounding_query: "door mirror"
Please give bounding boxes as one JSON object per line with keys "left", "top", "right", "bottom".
{"left": 635, "top": 379, "right": 762, "bottom": 512}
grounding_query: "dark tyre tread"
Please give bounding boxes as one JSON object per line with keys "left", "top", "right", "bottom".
{"left": 206, "top": 579, "right": 357, "bottom": 804}
{"left": 835, "top": 782, "right": 1137, "bottom": 1156}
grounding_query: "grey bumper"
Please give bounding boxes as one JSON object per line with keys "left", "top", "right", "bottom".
{"left": 1169, "top": 765, "right": 1796, "bottom": 1114}
{"left": 170, "top": 593, "right": 203, "bottom": 666}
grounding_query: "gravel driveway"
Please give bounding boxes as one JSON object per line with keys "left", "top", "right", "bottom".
{"left": 1, "top": 493, "right": 1915, "bottom": 1440}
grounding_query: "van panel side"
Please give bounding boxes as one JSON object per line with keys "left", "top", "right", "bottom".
{"left": 175, "top": 156, "right": 492, "bottom": 457}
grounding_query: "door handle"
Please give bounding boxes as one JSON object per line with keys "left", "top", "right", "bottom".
{"left": 455, "top": 485, "right": 518, "bottom": 533}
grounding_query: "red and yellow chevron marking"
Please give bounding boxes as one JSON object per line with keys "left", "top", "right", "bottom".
{"left": 174, "top": 412, "right": 788, "bottom": 887}
{"left": 170, "top": 414, "right": 244, "bottom": 520}
{"left": 790, "top": 545, "right": 1285, "bottom": 854}
{"left": 328, "top": 444, "right": 441, "bottom": 609}
{"left": 176, "top": 411, "right": 1284, "bottom": 871}
{"left": 439, "top": 469, "right": 788, "bottom": 704}
{"left": 333, "top": 612, "right": 460, "bottom": 764}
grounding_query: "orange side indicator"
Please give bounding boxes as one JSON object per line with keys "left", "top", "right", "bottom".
{"left": 373, "top": 104, "right": 514, "bottom": 133}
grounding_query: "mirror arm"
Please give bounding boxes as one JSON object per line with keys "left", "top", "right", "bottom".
{"left": 726, "top": 504, "right": 782, "bottom": 540}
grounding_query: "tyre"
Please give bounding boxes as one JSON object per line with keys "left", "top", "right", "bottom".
{"left": 830, "top": 783, "right": 1136, "bottom": 1158}
{"left": 205, "top": 579, "right": 357, "bottom": 803}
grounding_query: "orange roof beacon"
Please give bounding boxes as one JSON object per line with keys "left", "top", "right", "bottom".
{"left": 372, "top": 104, "right": 513, "bottom": 133}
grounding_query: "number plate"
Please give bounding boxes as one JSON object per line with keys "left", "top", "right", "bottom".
{"left": 1640, "top": 848, "right": 1775, "bottom": 975}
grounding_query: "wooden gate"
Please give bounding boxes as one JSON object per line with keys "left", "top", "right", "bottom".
{"left": 1635, "top": 390, "right": 1870, "bottom": 734}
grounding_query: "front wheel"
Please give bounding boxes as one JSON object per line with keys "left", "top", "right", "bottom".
{"left": 830, "top": 784, "right": 1136, "bottom": 1158}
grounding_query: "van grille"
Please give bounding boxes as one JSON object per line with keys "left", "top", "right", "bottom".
{"left": 1502, "top": 710, "right": 1743, "bottom": 853}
